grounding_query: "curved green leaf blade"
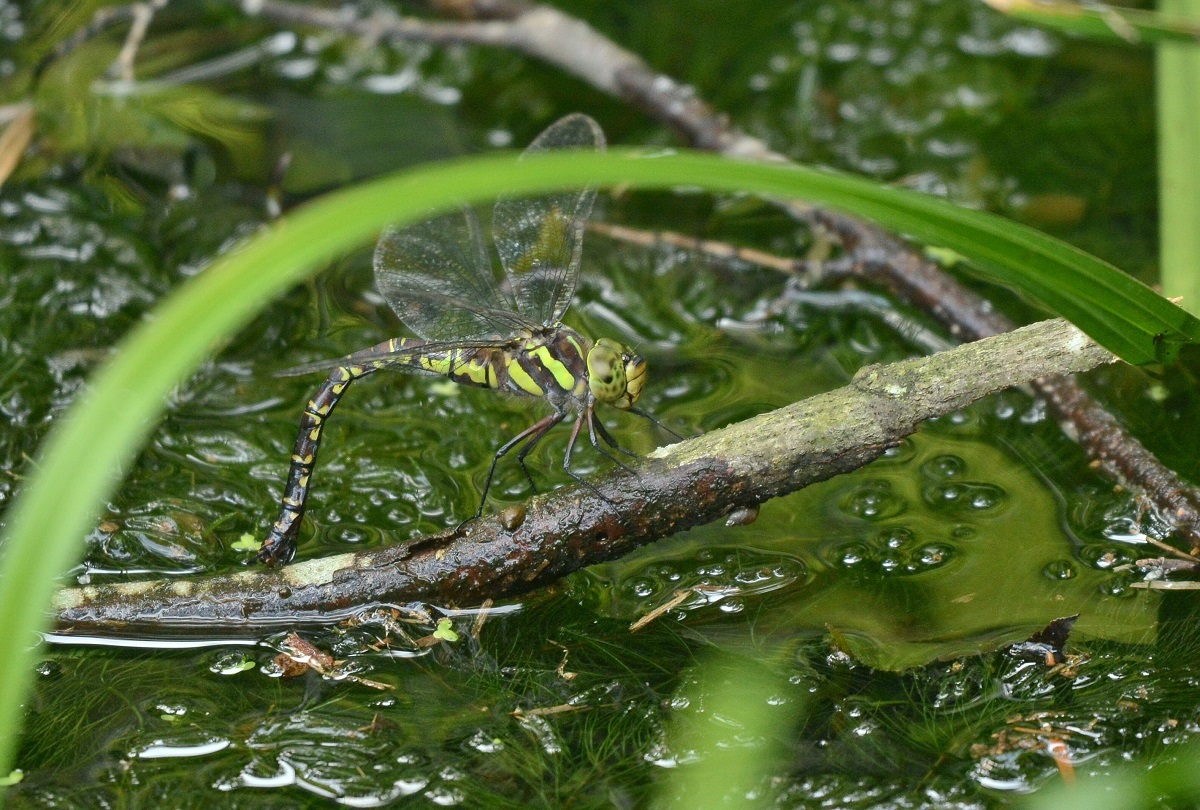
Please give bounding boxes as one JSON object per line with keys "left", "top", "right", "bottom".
{"left": 986, "top": 0, "right": 1200, "bottom": 46}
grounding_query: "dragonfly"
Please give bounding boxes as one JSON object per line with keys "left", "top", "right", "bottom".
{"left": 258, "top": 113, "right": 674, "bottom": 566}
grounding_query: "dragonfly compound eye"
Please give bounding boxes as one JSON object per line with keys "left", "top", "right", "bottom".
{"left": 588, "top": 338, "right": 629, "bottom": 406}
{"left": 623, "top": 353, "right": 647, "bottom": 406}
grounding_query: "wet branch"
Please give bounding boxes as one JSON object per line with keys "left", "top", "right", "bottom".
{"left": 236, "top": 0, "right": 1200, "bottom": 550}
{"left": 594, "top": 218, "right": 1200, "bottom": 556}
{"left": 52, "top": 319, "right": 1115, "bottom": 636}
{"left": 809, "top": 215, "right": 1200, "bottom": 551}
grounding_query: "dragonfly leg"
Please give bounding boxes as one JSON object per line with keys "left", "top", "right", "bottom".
{"left": 258, "top": 364, "right": 376, "bottom": 566}
{"left": 563, "top": 411, "right": 615, "bottom": 504}
{"left": 515, "top": 412, "right": 565, "bottom": 493}
{"left": 467, "top": 409, "right": 566, "bottom": 525}
{"left": 585, "top": 403, "right": 636, "bottom": 474}
{"left": 589, "top": 408, "right": 638, "bottom": 459}
{"left": 628, "top": 406, "right": 687, "bottom": 440}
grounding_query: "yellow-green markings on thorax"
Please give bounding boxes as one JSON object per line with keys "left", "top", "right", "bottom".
{"left": 531, "top": 344, "right": 577, "bottom": 391}
{"left": 506, "top": 356, "right": 545, "bottom": 396}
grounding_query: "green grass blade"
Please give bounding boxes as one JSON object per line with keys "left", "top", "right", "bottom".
{"left": 1158, "top": 0, "right": 1200, "bottom": 314}
{"left": 0, "top": 148, "right": 1195, "bottom": 781}
{"left": 985, "top": 0, "right": 1200, "bottom": 45}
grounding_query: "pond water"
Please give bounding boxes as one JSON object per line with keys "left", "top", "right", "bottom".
{"left": 3, "top": 0, "right": 1198, "bottom": 806}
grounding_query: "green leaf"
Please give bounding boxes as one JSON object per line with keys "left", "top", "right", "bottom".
{"left": 433, "top": 619, "right": 460, "bottom": 643}
{"left": 985, "top": 0, "right": 1200, "bottom": 46}
{"left": 230, "top": 534, "right": 260, "bottom": 553}
{"left": 0, "top": 147, "right": 1194, "bottom": 776}
{"left": 1157, "top": 0, "right": 1200, "bottom": 315}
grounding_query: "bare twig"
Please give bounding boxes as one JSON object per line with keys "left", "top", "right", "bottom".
{"left": 470, "top": 598, "right": 493, "bottom": 639}
{"left": 36, "top": 5, "right": 138, "bottom": 79}
{"left": 1133, "top": 557, "right": 1200, "bottom": 574}
{"left": 244, "top": 0, "right": 780, "bottom": 160}
{"left": 597, "top": 217, "right": 1200, "bottom": 552}
{"left": 1132, "top": 580, "right": 1200, "bottom": 590}
{"left": 628, "top": 589, "right": 693, "bottom": 633}
{"left": 588, "top": 222, "right": 803, "bottom": 277}
{"left": 51, "top": 319, "right": 1116, "bottom": 636}
{"left": 240, "top": 0, "right": 529, "bottom": 48}
{"left": 512, "top": 703, "right": 587, "bottom": 718}
{"left": 111, "top": 1, "right": 168, "bottom": 82}
{"left": 0, "top": 103, "right": 35, "bottom": 188}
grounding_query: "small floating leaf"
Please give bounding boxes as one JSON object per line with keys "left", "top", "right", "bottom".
{"left": 433, "top": 618, "right": 460, "bottom": 642}
{"left": 230, "top": 534, "right": 259, "bottom": 552}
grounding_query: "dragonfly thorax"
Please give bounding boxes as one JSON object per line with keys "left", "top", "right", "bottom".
{"left": 587, "top": 337, "right": 647, "bottom": 410}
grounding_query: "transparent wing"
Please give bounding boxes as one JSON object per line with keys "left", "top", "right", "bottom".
{"left": 492, "top": 113, "right": 605, "bottom": 327}
{"left": 374, "top": 207, "right": 536, "bottom": 341}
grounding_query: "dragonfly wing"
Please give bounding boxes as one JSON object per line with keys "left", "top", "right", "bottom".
{"left": 375, "top": 207, "right": 533, "bottom": 341}
{"left": 493, "top": 113, "right": 605, "bottom": 327}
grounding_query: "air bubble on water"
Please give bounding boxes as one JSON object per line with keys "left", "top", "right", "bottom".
{"left": 1042, "top": 560, "right": 1076, "bottom": 580}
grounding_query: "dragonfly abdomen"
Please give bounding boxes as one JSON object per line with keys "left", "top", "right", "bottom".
{"left": 258, "top": 359, "right": 378, "bottom": 563}
{"left": 392, "top": 329, "right": 593, "bottom": 402}
{"left": 391, "top": 339, "right": 500, "bottom": 390}
{"left": 349, "top": 337, "right": 502, "bottom": 392}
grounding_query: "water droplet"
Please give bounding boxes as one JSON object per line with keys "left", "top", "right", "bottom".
{"left": 839, "top": 545, "right": 867, "bottom": 567}
{"left": 631, "top": 580, "right": 655, "bottom": 598}
{"left": 840, "top": 480, "right": 903, "bottom": 520}
{"left": 924, "top": 454, "right": 965, "bottom": 478}
{"left": 1042, "top": 560, "right": 1076, "bottom": 580}
{"left": 467, "top": 730, "right": 503, "bottom": 753}
{"left": 879, "top": 526, "right": 914, "bottom": 549}
{"left": 209, "top": 651, "right": 256, "bottom": 676}
{"left": 826, "top": 41, "right": 862, "bottom": 62}
{"left": 917, "top": 544, "right": 952, "bottom": 568}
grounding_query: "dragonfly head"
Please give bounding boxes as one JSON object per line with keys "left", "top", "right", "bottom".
{"left": 587, "top": 338, "right": 647, "bottom": 410}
